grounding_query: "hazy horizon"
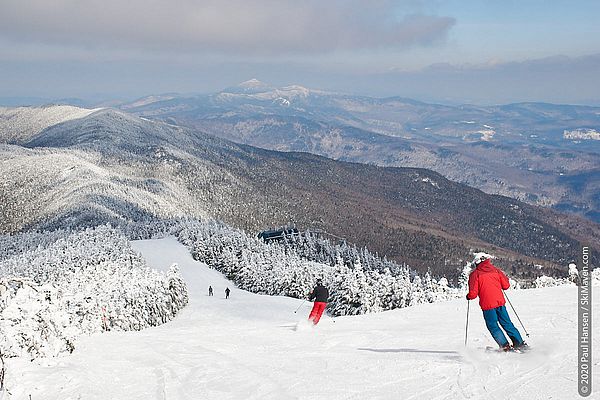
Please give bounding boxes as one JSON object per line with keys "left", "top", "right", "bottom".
{"left": 1, "top": 1, "right": 599, "bottom": 106}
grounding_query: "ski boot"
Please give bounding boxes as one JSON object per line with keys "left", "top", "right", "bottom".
{"left": 513, "top": 341, "right": 530, "bottom": 352}
{"left": 501, "top": 343, "right": 514, "bottom": 352}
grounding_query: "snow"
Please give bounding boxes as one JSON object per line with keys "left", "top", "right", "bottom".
{"left": 418, "top": 176, "right": 440, "bottom": 188}
{"left": 0, "top": 227, "right": 188, "bottom": 358}
{"left": 218, "top": 81, "right": 312, "bottom": 103}
{"left": 0, "top": 105, "right": 102, "bottom": 144}
{"left": 477, "top": 129, "right": 495, "bottom": 141}
{"left": 563, "top": 129, "right": 600, "bottom": 141}
{"left": 237, "top": 78, "right": 267, "bottom": 88}
{"left": 275, "top": 97, "right": 291, "bottom": 107}
{"left": 122, "top": 95, "right": 176, "bottom": 109}
{"left": 4, "top": 237, "right": 599, "bottom": 399}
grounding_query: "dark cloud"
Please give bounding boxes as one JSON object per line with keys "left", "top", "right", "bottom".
{"left": 0, "top": 0, "right": 454, "bottom": 54}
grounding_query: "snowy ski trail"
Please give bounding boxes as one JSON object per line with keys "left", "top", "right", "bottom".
{"left": 4, "top": 237, "right": 599, "bottom": 399}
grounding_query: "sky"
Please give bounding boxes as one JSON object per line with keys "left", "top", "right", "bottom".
{"left": 0, "top": 0, "right": 599, "bottom": 105}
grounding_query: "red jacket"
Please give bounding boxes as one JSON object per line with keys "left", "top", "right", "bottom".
{"left": 466, "top": 259, "right": 510, "bottom": 310}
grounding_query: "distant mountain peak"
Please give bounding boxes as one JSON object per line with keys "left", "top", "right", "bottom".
{"left": 122, "top": 94, "right": 177, "bottom": 110}
{"left": 237, "top": 78, "right": 270, "bottom": 89}
{"left": 221, "top": 79, "right": 274, "bottom": 95}
{"left": 218, "top": 80, "right": 315, "bottom": 102}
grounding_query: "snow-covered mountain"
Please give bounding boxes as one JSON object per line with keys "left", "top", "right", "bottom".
{"left": 1, "top": 106, "right": 598, "bottom": 278}
{"left": 121, "top": 95, "right": 178, "bottom": 110}
{"left": 218, "top": 80, "right": 313, "bottom": 103}
{"left": 118, "top": 83, "right": 600, "bottom": 223}
{"left": 0, "top": 105, "right": 102, "bottom": 144}
{"left": 0, "top": 109, "right": 235, "bottom": 233}
{"left": 223, "top": 78, "right": 275, "bottom": 94}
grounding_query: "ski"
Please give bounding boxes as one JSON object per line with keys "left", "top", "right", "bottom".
{"left": 484, "top": 346, "right": 531, "bottom": 354}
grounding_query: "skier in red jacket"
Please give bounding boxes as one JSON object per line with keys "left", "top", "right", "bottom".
{"left": 308, "top": 279, "right": 329, "bottom": 325}
{"left": 466, "top": 254, "right": 528, "bottom": 351}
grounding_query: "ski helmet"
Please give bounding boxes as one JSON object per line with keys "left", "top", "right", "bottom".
{"left": 472, "top": 253, "right": 490, "bottom": 265}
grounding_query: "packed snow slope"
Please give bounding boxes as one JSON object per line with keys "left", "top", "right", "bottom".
{"left": 5, "top": 237, "right": 599, "bottom": 400}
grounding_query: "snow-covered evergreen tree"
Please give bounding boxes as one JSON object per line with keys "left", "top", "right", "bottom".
{"left": 0, "top": 225, "right": 188, "bottom": 359}
{"left": 171, "top": 219, "right": 465, "bottom": 317}
{"left": 533, "top": 275, "right": 573, "bottom": 288}
{"left": 593, "top": 268, "right": 600, "bottom": 286}
{"left": 458, "top": 264, "right": 472, "bottom": 293}
{"left": 568, "top": 263, "right": 579, "bottom": 284}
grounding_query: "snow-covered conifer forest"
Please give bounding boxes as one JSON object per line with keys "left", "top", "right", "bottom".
{"left": 2, "top": 217, "right": 589, "bottom": 363}
{"left": 0, "top": 218, "right": 459, "bottom": 359}
{"left": 173, "top": 220, "right": 463, "bottom": 316}
{"left": 0, "top": 220, "right": 459, "bottom": 357}
{"left": 0, "top": 225, "right": 187, "bottom": 358}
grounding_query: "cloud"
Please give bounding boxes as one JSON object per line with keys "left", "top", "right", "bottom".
{"left": 2, "top": 52, "right": 599, "bottom": 106}
{"left": 0, "top": 0, "right": 454, "bottom": 55}
{"left": 362, "top": 53, "right": 600, "bottom": 104}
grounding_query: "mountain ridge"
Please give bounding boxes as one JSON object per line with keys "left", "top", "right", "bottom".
{"left": 114, "top": 82, "right": 600, "bottom": 223}
{"left": 1, "top": 107, "right": 598, "bottom": 279}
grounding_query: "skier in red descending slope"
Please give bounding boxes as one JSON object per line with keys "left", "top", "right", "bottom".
{"left": 308, "top": 279, "right": 329, "bottom": 325}
{"left": 466, "top": 254, "right": 529, "bottom": 351}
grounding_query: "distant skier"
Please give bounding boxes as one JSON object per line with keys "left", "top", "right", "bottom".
{"left": 308, "top": 279, "right": 329, "bottom": 325}
{"left": 466, "top": 254, "right": 529, "bottom": 351}
{"left": 208, "top": 286, "right": 213, "bottom": 296}
{"left": 225, "top": 287, "right": 230, "bottom": 299}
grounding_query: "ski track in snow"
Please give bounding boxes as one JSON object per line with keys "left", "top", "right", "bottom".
{"left": 4, "top": 237, "right": 599, "bottom": 400}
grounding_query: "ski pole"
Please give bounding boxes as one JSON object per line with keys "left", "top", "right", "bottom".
{"left": 465, "top": 300, "right": 470, "bottom": 347}
{"left": 0, "top": 350, "right": 5, "bottom": 391}
{"left": 294, "top": 299, "right": 307, "bottom": 314}
{"left": 503, "top": 290, "right": 529, "bottom": 337}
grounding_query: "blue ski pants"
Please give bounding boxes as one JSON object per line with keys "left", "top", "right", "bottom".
{"left": 482, "top": 305, "right": 523, "bottom": 347}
